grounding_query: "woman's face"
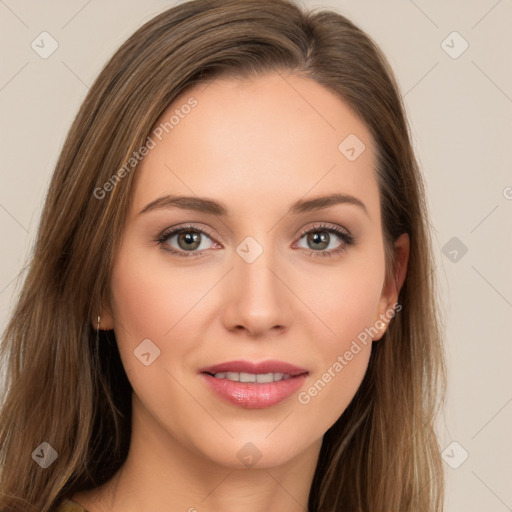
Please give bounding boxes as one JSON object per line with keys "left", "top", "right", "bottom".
{"left": 103, "top": 72, "right": 407, "bottom": 469}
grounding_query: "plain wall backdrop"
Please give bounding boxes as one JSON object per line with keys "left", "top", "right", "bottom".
{"left": 1, "top": 1, "right": 511, "bottom": 510}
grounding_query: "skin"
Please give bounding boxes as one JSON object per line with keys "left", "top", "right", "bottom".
{"left": 73, "top": 72, "right": 409, "bottom": 512}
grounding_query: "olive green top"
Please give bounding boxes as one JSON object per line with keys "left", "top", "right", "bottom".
{"left": 55, "top": 499, "right": 88, "bottom": 512}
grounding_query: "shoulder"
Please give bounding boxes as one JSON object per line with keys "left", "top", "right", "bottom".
{"left": 54, "top": 499, "right": 89, "bottom": 512}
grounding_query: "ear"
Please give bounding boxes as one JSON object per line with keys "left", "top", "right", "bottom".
{"left": 372, "top": 232, "right": 410, "bottom": 341}
{"left": 92, "top": 291, "right": 115, "bottom": 331}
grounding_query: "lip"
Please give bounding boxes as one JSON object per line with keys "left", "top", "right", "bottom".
{"left": 199, "top": 359, "right": 309, "bottom": 409}
{"left": 199, "top": 359, "right": 308, "bottom": 376}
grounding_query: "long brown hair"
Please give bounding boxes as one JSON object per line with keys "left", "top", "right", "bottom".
{"left": 0, "top": 0, "right": 446, "bottom": 510}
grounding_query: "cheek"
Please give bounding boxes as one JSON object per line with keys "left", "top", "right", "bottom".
{"left": 111, "top": 259, "right": 173, "bottom": 340}
{"left": 110, "top": 239, "right": 213, "bottom": 336}
{"left": 295, "top": 249, "right": 386, "bottom": 347}
{"left": 108, "top": 246, "right": 196, "bottom": 377}
{"left": 297, "top": 340, "right": 372, "bottom": 438}
{"left": 292, "top": 253, "right": 384, "bottom": 427}
{"left": 295, "top": 271, "right": 378, "bottom": 430}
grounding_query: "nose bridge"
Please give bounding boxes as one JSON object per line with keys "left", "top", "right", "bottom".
{"left": 223, "top": 233, "right": 290, "bottom": 335}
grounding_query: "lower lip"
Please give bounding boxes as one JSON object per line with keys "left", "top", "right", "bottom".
{"left": 200, "top": 373, "right": 308, "bottom": 409}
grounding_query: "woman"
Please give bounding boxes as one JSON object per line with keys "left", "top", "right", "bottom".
{"left": 0, "top": 0, "right": 446, "bottom": 510}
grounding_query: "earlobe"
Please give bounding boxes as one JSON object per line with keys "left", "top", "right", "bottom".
{"left": 373, "top": 233, "right": 410, "bottom": 341}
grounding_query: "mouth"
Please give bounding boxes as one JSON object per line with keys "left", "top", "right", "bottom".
{"left": 206, "top": 371, "right": 293, "bottom": 383}
{"left": 199, "top": 360, "right": 309, "bottom": 409}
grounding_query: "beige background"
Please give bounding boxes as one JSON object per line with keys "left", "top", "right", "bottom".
{"left": 1, "top": 1, "right": 511, "bottom": 510}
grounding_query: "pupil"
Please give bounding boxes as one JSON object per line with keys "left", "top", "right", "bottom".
{"left": 179, "top": 231, "right": 200, "bottom": 250}
{"left": 309, "top": 231, "right": 328, "bottom": 250}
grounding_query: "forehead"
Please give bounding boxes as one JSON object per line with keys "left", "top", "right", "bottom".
{"left": 130, "top": 72, "right": 379, "bottom": 221}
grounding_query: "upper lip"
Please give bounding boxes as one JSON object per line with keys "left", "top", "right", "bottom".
{"left": 199, "top": 359, "right": 308, "bottom": 376}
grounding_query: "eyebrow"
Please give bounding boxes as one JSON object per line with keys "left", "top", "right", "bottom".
{"left": 138, "top": 192, "right": 368, "bottom": 218}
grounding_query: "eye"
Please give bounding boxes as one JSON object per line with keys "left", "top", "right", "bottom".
{"left": 156, "top": 222, "right": 356, "bottom": 258}
{"left": 156, "top": 224, "right": 218, "bottom": 257}
{"left": 295, "top": 223, "right": 356, "bottom": 258}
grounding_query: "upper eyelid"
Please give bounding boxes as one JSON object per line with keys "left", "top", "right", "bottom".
{"left": 160, "top": 222, "right": 351, "bottom": 245}
{"left": 298, "top": 222, "right": 350, "bottom": 236}
{"left": 160, "top": 223, "right": 216, "bottom": 241}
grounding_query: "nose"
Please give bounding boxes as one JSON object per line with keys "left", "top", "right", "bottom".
{"left": 221, "top": 241, "right": 292, "bottom": 338}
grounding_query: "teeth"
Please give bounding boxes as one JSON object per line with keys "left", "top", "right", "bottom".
{"left": 257, "top": 373, "right": 277, "bottom": 383}
{"left": 212, "top": 372, "right": 291, "bottom": 382}
{"left": 240, "top": 372, "right": 256, "bottom": 383}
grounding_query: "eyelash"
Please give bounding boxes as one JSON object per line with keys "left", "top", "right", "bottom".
{"left": 156, "top": 222, "right": 356, "bottom": 259}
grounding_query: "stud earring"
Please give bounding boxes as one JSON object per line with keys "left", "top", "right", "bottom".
{"left": 97, "top": 315, "right": 101, "bottom": 332}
